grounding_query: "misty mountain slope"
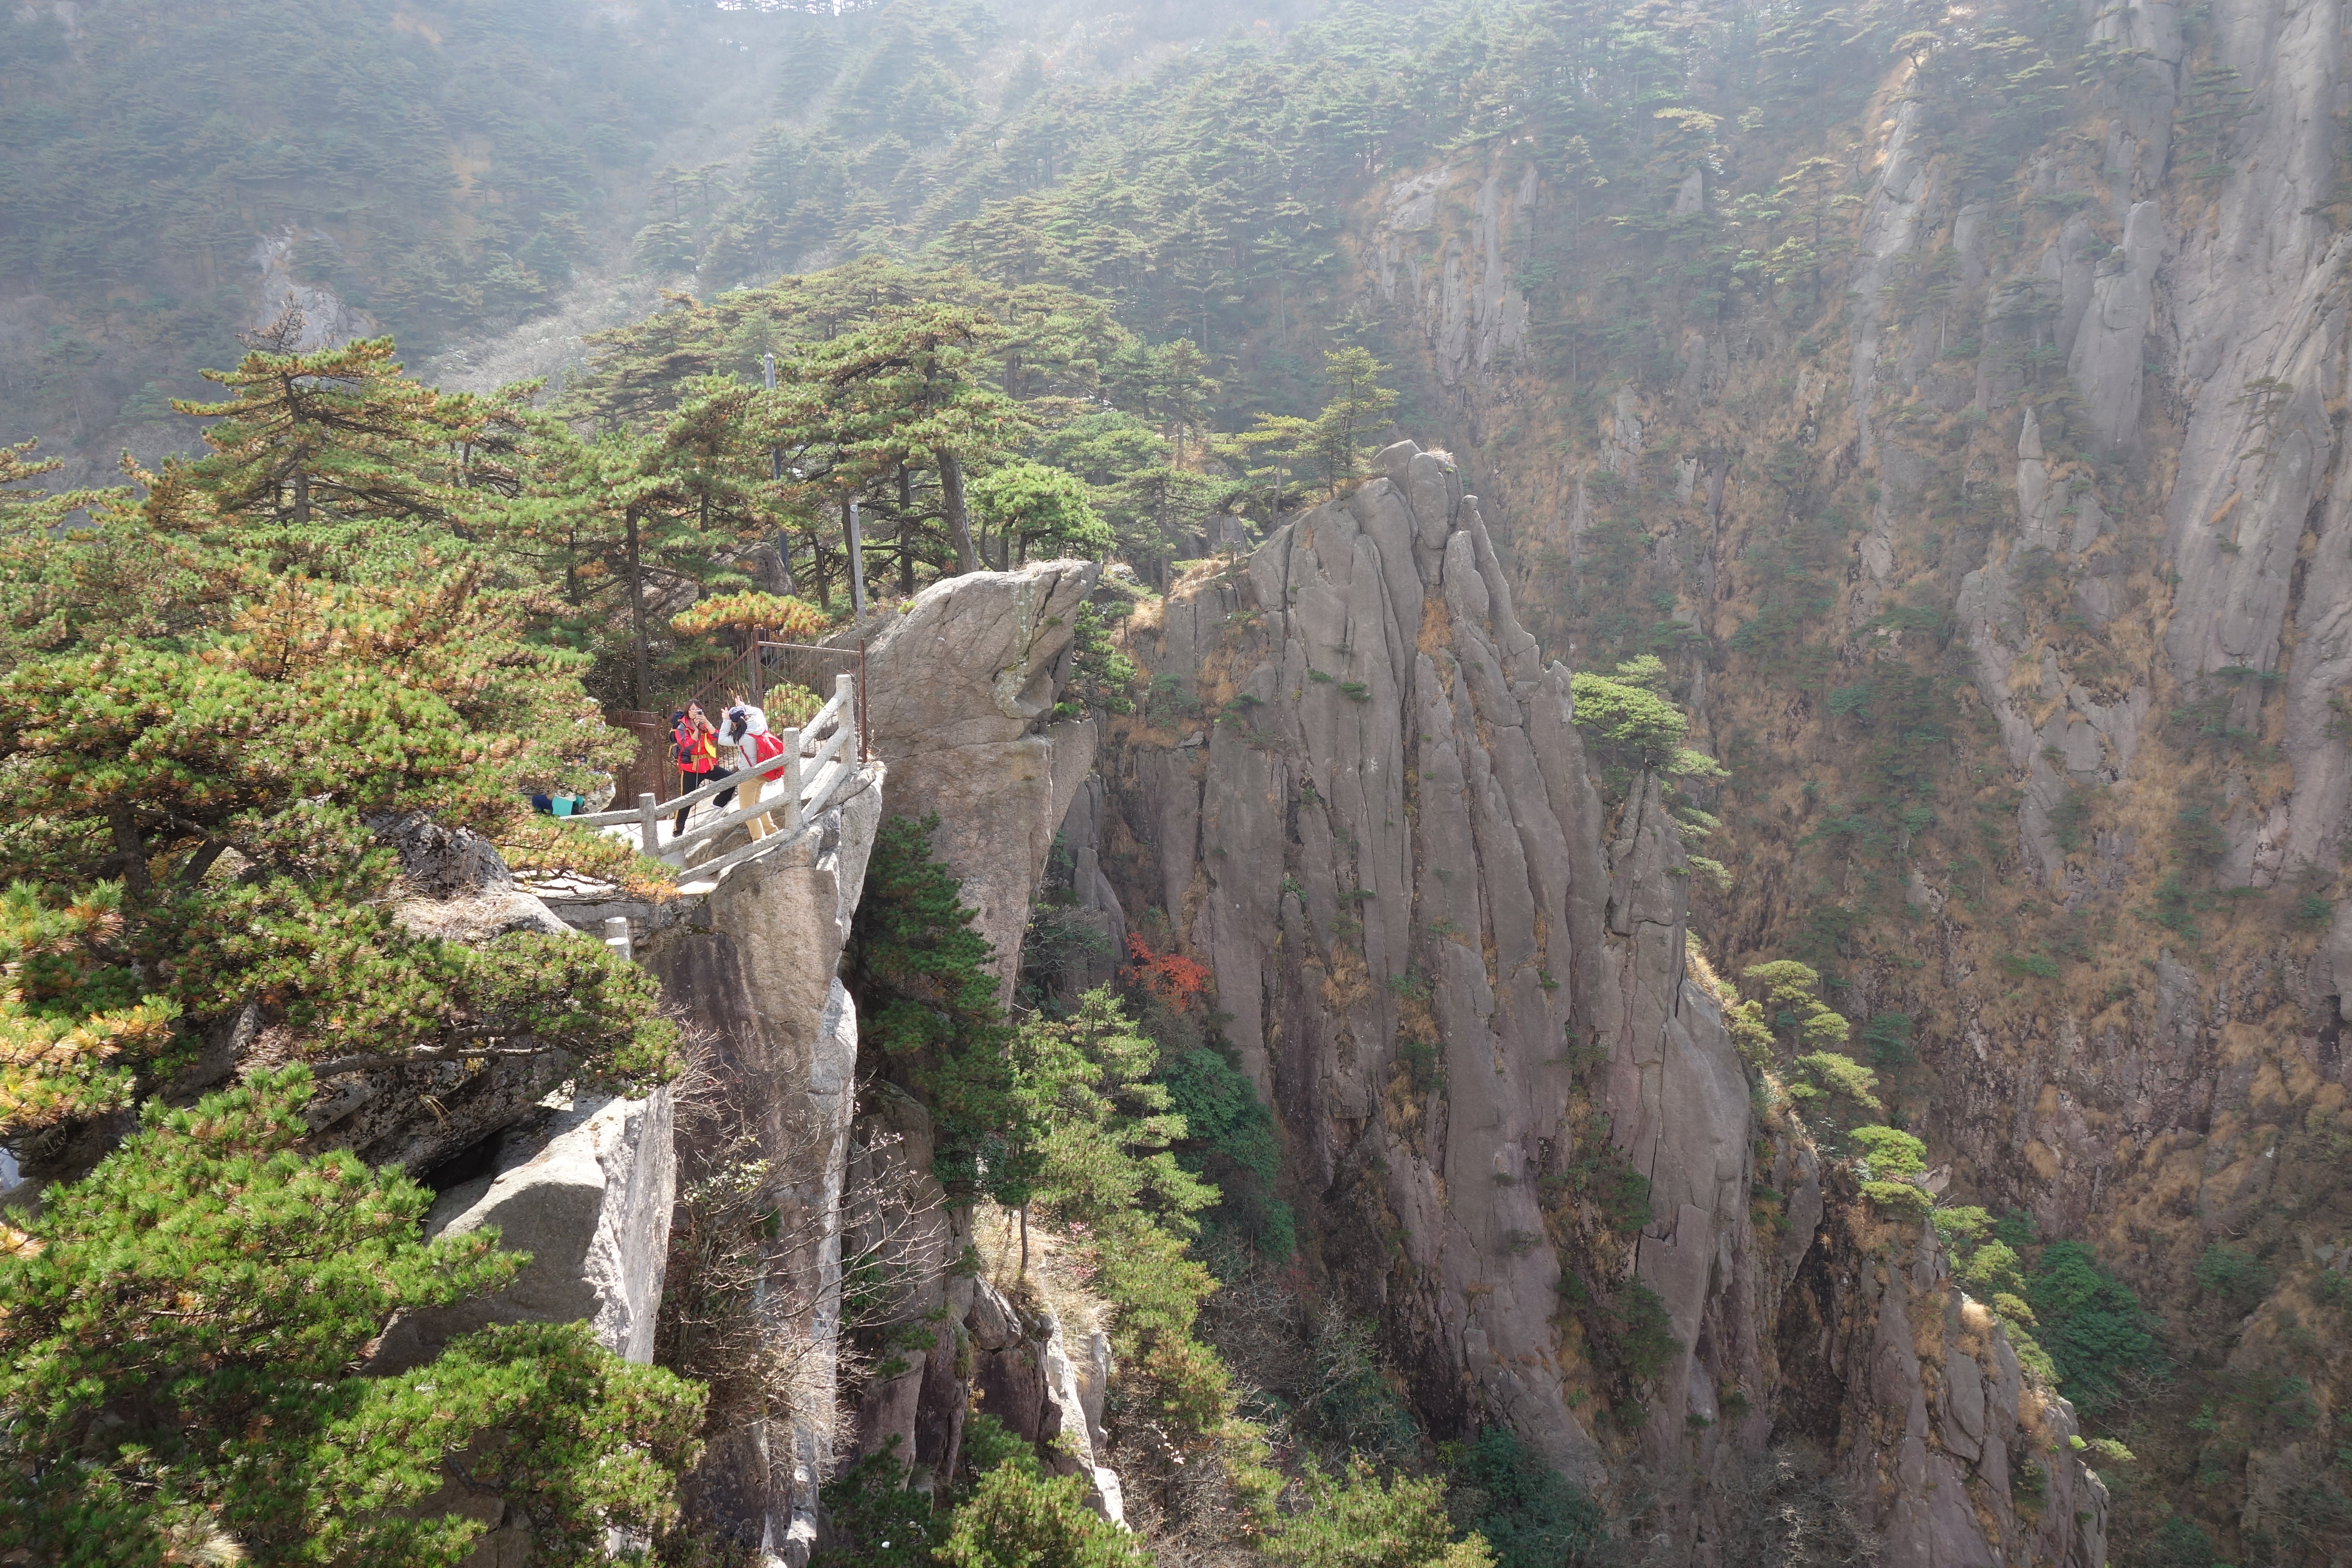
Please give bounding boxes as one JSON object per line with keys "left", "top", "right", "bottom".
{"left": 7, "top": 0, "right": 2352, "bottom": 1562}
{"left": 0, "top": 0, "right": 761, "bottom": 476}
{"left": 1324, "top": 3, "right": 2352, "bottom": 1562}
{"left": 0, "top": 0, "right": 1319, "bottom": 483}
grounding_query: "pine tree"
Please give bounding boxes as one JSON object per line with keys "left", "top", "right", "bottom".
{"left": 843, "top": 814, "right": 1023, "bottom": 1204}
{"left": 160, "top": 311, "right": 474, "bottom": 578}
{"left": 936, "top": 1463, "right": 1149, "bottom": 1568}
{"left": 790, "top": 302, "right": 1028, "bottom": 573}
{"left": 0, "top": 1069, "right": 705, "bottom": 1566}
{"left": 1222, "top": 412, "right": 1316, "bottom": 522}
{"left": 0, "top": 554, "right": 677, "bottom": 1142}
{"left": 0, "top": 334, "right": 676, "bottom": 1142}
{"left": 564, "top": 260, "right": 1137, "bottom": 590}
{"left": 1305, "top": 347, "right": 1400, "bottom": 494}
{"left": 0, "top": 454, "right": 180, "bottom": 673}
{"left": 0, "top": 322, "right": 706, "bottom": 1558}
{"left": 1268, "top": 1459, "right": 1497, "bottom": 1568}
{"left": 651, "top": 375, "right": 769, "bottom": 547}
{"left": 1153, "top": 337, "right": 1218, "bottom": 466}
{"left": 0, "top": 439, "right": 99, "bottom": 537}
{"left": 968, "top": 459, "right": 1110, "bottom": 564}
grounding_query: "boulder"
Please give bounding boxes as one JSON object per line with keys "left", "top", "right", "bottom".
{"left": 1790, "top": 1203, "right": 2111, "bottom": 1568}
{"left": 962, "top": 1295, "right": 1122, "bottom": 1526}
{"left": 374, "top": 810, "right": 573, "bottom": 940}
{"left": 369, "top": 1088, "right": 676, "bottom": 1371}
{"left": 305, "top": 821, "right": 597, "bottom": 1173}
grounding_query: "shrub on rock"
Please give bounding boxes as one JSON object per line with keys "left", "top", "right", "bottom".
{"left": 0, "top": 1068, "right": 704, "bottom": 1565}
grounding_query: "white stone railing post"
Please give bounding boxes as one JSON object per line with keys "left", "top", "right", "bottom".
{"left": 540, "top": 678, "right": 873, "bottom": 891}
{"left": 779, "top": 729, "right": 804, "bottom": 839}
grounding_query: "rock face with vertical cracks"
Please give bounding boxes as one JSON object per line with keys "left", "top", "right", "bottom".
{"left": 638, "top": 775, "right": 884, "bottom": 1564}
{"left": 1084, "top": 441, "right": 2107, "bottom": 1564}
{"left": 1776, "top": 1174, "right": 2110, "bottom": 1568}
{"left": 862, "top": 560, "right": 1102, "bottom": 990}
{"left": 836, "top": 563, "right": 1130, "bottom": 1524}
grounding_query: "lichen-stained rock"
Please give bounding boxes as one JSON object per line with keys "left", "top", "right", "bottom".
{"left": 2279, "top": 365, "right": 2352, "bottom": 876}
{"left": 1315, "top": 14, "right": 2352, "bottom": 1557}
{"left": 842, "top": 1078, "right": 965, "bottom": 1495}
{"left": 1041, "top": 1310, "right": 1124, "bottom": 1524}
{"left": 2307, "top": 905, "right": 2352, "bottom": 1027}
{"left": 1047, "top": 775, "right": 1128, "bottom": 1001}
{"left": 1371, "top": 168, "right": 1532, "bottom": 386}
{"left": 863, "top": 560, "right": 1100, "bottom": 989}
{"left": 1953, "top": 447, "right": 2150, "bottom": 885}
{"left": 305, "top": 1050, "right": 578, "bottom": 1179}
{"left": 1847, "top": 97, "right": 1936, "bottom": 462}
{"left": 374, "top": 809, "right": 574, "bottom": 940}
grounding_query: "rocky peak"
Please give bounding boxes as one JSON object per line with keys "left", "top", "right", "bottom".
{"left": 1084, "top": 441, "right": 2110, "bottom": 1562}
{"left": 863, "top": 559, "right": 1103, "bottom": 989}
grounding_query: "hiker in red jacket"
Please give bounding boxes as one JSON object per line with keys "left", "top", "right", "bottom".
{"left": 671, "top": 701, "right": 722, "bottom": 834}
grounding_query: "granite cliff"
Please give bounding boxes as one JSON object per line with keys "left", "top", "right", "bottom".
{"left": 1331, "top": 0, "right": 2352, "bottom": 1558}
{"left": 1072, "top": 442, "right": 2107, "bottom": 1565}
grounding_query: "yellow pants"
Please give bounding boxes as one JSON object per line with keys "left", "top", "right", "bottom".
{"left": 740, "top": 769, "right": 776, "bottom": 839}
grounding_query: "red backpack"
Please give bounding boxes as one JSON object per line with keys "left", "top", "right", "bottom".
{"left": 749, "top": 727, "right": 788, "bottom": 781}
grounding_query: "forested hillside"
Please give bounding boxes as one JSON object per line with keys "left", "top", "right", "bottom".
{"left": 0, "top": 0, "right": 1309, "bottom": 481}
{"left": 4, "top": 0, "right": 699, "bottom": 450}
{"left": 7, "top": 0, "right": 2352, "bottom": 1565}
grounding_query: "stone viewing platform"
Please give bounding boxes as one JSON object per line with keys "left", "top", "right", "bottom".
{"left": 530, "top": 670, "right": 883, "bottom": 933}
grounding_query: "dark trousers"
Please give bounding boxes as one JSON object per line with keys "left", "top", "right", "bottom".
{"left": 676, "top": 767, "right": 735, "bottom": 831}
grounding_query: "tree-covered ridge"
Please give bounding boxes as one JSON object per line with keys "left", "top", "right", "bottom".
{"left": 0, "top": 310, "right": 739, "bottom": 1561}
{"left": 0, "top": 321, "right": 686, "bottom": 1142}
{"left": 0, "top": 0, "right": 735, "bottom": 455}
{"left": 557, "top": 259, "right": 1236, "bottom": 597}
{"left": 676, "top": 0, "right": 1894, "bottom": 424}
{"left": 15, "top": 0, "right": 2340, "bottom": 1558}
{"left": 0, "top": 0, "right": 1315, "bottom": 481}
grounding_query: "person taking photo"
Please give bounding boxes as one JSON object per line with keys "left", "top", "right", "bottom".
{"left": 670, "top": 701, "right": 724, "bottom": 834}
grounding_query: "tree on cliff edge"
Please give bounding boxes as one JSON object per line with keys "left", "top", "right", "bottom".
{"left": 0, "top": 330, "right": 704, "bottom": 1560}
{"left": 0, "top": 322, "right": 676, "bottom": 1141}
{"left": 0, "top": 1069, "right": 705, "bottom": 1566}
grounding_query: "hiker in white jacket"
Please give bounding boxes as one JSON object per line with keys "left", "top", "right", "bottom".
{"left": 720, "top": 697, "right": 784, "bottom": 839}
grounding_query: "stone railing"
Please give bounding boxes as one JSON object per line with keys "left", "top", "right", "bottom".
{"left": 561, "top": 672, "right": 868, "bottom": 886}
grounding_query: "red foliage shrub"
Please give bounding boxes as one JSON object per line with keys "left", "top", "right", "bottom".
{"left": 1122, "top": 934, "right": 1213, "bottom": 1010}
